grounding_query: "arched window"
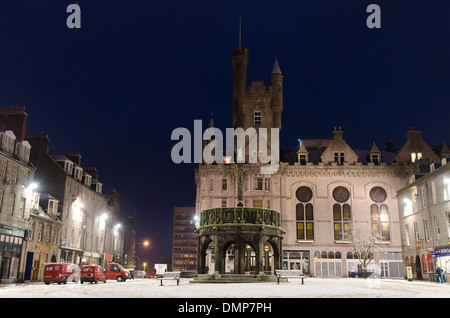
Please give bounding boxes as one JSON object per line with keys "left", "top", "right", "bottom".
{"left": 333, "top": 203, "right": 351, "bottom": 240}
{"left": 296, "top": 203, "right": 314, "bottom": 240}
{"left": 422, "top": 254, "right": 427, "bottom": 274}
{"left": 370, "top": 187, "right": 390, "bottom": 241}
{"left": 370, "top": 204, "right": 390, "bottom": 241}
{"left": 427, "top": 253, "right": 434, "bottom": 273}
{"left": 296, "top": 186, "right": 314, "bottom": 241}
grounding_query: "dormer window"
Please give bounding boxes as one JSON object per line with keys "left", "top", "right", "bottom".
{"left": 334, "top": 152, "right": 344, "bottom": 165}
{"left": 371, "top": 154, "right": 380, "bottom": 165}
{"left": 96, "top": 182, "right": 102, "bottom": 193}
{"left": 411, "top": 152, "right": 422, "bottom": 162}
{"left": 64, "top": 161, "right": 73, "bottom": 175}
{"left": 74, "top": 167, "right": 83, "bottom": 181}
{"left": 84, "top": 174, "right": 92, "bottom": 187}
{"left": 299, "top": 154, "right": 307, "bottom": 165}
{"left": 15, "top": 141, "right": 31, "bottom": 163}
{"left": 48, "top": 200, "right": 58, "bottom": 215}
{"left": 0, "top": 131, "right": 16, "bottom": 155}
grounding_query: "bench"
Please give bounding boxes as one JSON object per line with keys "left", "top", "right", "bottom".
{"left": 157, "top": 271, "right": 181, "bottom": 286}
{"left": 276, "top": 270, "right": 306, "bottom": 285}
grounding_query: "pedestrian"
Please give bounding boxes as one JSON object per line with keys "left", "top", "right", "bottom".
{"left": 436, "top": 267, "right": 443, "bottom": 283}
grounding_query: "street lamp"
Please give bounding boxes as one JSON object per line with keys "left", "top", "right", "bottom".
{"left": 194, "top": 215, "right": 200, "bottom": 228}
{"left": 136, "top": 240, "right": 150, "bottom": 246}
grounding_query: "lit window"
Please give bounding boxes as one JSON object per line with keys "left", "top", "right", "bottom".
{"left": 296, "top": 203, "right": 314, "bottom": 240}
{"left": 253, "top": 199, "right": 263, "bottom": 208}
{"left": 411, "top": 152, "right": 423, "bottom": 162}
{"left": 333, "top": 203, "right": 351, "bottom": 240}
{"left": 403, "top": 198, "right": 413, "bottom": 216}
{"left": 371, "top": 204, "right": 390, "bottom": 241}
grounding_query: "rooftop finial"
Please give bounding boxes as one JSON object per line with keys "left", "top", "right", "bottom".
{"left": 239, "top": 16, "right": 242, "bottom": 49}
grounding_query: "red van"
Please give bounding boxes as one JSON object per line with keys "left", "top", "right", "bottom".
{"left": 43, "top": 263, "right": 80, "bottom": 285}
{"left": 80, "top": 265, "right": 107, "bottom": 284}
{"left": 106, "top": 262, "right": 130, "bottom": 282}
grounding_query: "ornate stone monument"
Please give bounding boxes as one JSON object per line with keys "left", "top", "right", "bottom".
{"left": 192, "top": 165, "right": 284, "bottom": 283}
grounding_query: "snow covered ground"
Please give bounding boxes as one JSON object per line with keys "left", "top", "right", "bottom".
{"left": 0, "top": 277, "right": 449, "bottom": 298}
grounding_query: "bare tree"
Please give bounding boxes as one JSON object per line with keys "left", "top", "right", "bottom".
{"left": 346, "top": 223, "right": 382, "bottom": 275}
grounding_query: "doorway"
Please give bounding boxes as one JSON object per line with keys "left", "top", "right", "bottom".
{"left": 415, "top": 255, "right": 423, "bottom": 280}
{"left": 24, "top": 252, "right": 34, "bottom": 280}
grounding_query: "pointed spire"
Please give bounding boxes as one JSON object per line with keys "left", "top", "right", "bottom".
{"left": 296, "top": 139, "right": 308, "bottom": 153}
{"left": 441, "top": 142, "right": 450, "bottom": 157}
{"left": 369, "top": 141, "right": 381, "bottom": 154}
{"left": 239, "top": 17, "right": 242, "bottom": 49}
{"left": 271, "top": 58, "right": 282, "bottom": 75}
{"left": 208, "top": 113, "right": 215, "bottom": 128}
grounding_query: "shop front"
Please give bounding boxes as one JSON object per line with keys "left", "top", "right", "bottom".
{"left": 60, "top": 246, "right": 83, "bottom": 266}
{"left": 433, "top": 247, "right": 450, "bottom": 282}
{"left": 0, "top": 225, "right": 26, "bottom": 284}
{"left": 81, "top": 251, "right": 102, "bottom": 266}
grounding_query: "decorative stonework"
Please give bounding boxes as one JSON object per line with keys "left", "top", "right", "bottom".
{"left": 196, "top": 207, "right": 284, "bottom": 275}
{"left": 370, "top": 186, "right": 387, "bottom": 203}
{"left": 332, "top": 186, "right": 350, "bottom": 202}
{"left": 296, "top": 186, "right": 313, "bottom": 202}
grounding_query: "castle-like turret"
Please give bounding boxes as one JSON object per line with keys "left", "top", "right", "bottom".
{"left": 270, "top": 58, "right": 283, "bottom": 130}
{"left": 231, "top": 47, "right": 249, "bottom": 129}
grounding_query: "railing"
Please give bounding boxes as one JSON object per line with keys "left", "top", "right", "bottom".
{"left": 197, "top": 207, "right": 282, "bottom": 231}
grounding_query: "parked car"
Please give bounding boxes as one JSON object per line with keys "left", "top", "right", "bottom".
{"left": 348, "top": 270, "right": 362, "bottom": 278}
{"left": 44, "top": 263, "right": 80, "bottom": 285}
{"left": 80, "top": 265, "right": 107, "bottom": 284}
{"left": 348, "top": 270, "right": 381, "bottom": 278}
{"left": 134, "top": 270, "right": 148, "bottom": 279}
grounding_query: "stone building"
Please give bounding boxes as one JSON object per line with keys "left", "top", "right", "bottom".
{"left": 25, "top": 194, "right": 63, "bottom": 281}
{"left": 27, "top": 133, "right": 133, "bottom": 274}
{"left": 0, "top": 107, "right": 38, "bottom": 283}
{"left": 397, "top": 153, "right": 450, "bottom": 281}
{"left": 194, "top": 46, "right": 443, "bottom": 278}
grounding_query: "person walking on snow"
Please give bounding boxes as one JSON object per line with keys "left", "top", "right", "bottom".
{"left": 436, "top": 267, "right": 443, "bottom": 283}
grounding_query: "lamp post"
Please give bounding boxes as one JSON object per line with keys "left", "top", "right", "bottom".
{"left": 134, "top": 241, "right": 150, "bottom": 270}
{"left": 101, "top": 213, "right": 108, "bottom": 268}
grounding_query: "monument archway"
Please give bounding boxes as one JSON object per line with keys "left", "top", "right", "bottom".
{"left": 196, "top": 207, "right": 284, "bottom": 276}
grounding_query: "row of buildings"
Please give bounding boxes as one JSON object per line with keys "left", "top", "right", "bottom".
{"left": 0, "top": 107, "right": 135, "bottom": 284}
{"left": 172, "top": 45, "right": 450, "bottom": 281}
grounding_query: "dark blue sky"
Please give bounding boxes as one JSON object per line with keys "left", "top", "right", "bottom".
{"left": 1, "top": 1, "right": 450, "bottom": 265}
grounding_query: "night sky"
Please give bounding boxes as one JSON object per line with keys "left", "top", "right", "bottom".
{"left": 1, "top": 1, "right": 450, "bottom": 266}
